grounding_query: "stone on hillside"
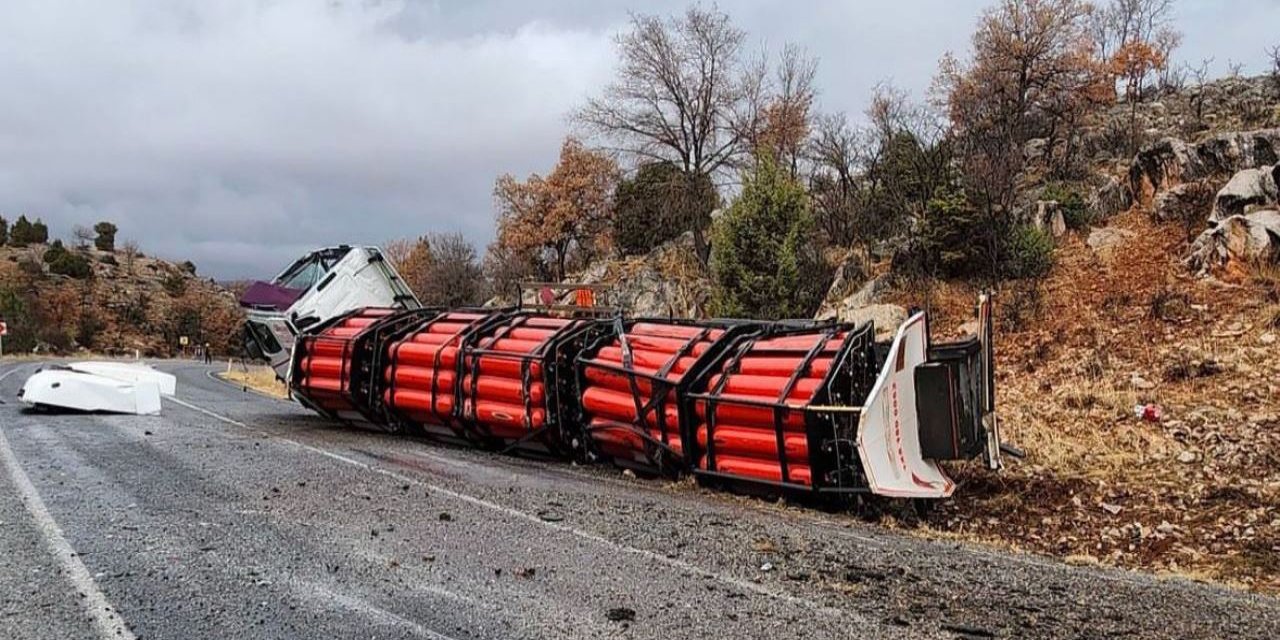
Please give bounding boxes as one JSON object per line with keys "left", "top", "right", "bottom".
{"left": 817, "top": 302, "right": 908, "bottom": 340}
{"left": 816, "top": 270, "right": 886, "bottom": 320}
{"left": 1211, "top": 165, "right": 1279, "bottom": 222}
{"left": 1087, "top": 226, "right": 1137, "bottom": 261}
{"left": 1089, "top": 175, "right": 1133, "bottom": 219}
{"left": 1031, "top": 201, "right": 1067, "bottom": 237}
{"left": 1152, "top": 181, "right": 1216, "bottom": 222}
{"left": 1129, "top": 128, "right": 1280, "bottom": 203}
{"left": 1185, "top": 209, "right": 1280, "bottom": 275}
{"left": 569, "top": 231, "right": 709, "bottom": 319}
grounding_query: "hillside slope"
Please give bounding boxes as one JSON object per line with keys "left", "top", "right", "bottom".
{"left": 888, "top": 186, "right": 1278, "bottom": 594}
{"left": 0, "top": 243, "right": 243, "bottom": 356}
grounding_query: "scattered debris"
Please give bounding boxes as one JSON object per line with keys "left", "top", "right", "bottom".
{"left": 605, "top": 607, "right": 636, "bottom": 623}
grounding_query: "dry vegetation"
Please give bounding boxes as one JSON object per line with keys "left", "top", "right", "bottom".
{"left": 220, "top": 363, "right": 290, "bottom": 400}
{"left": 889, "top": 209, "right": 1280, "bottom": 593}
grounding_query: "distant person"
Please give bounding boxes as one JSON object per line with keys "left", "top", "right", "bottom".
{"left": 203, "top": 342, "right": 212, "bottom": 364}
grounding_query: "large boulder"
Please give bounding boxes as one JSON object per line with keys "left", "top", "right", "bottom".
{"left": 817, "top": 302, "right": 908, "bottom": 340}
{"left": 1031, "top": 201, "right": 1067, "bottom": 237}
{"left": 1185, "top": 209, "right": 1280, "bottom": 275}
{"left": 1153, "top": 181, "right": 1216, "bottom": 222}
{"left": 1086, "top": 226, "right": 1137, "bottom": 262}
{"left": 1211, "top": 165, "right": 1279, "bottom": 222}
{"left": 569, "top": 231, "right": 711, "bottom": 318}
{"left": 1129, "top": 129, "right": 1280, "bottom": 203}
{"left": 816, "top": 270, "right": 886, "bottom": 319}
{"left": 1088, "top": 175, "right": 1133, "bottom": 219}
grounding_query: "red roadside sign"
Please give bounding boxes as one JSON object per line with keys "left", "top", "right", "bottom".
{"left": 0, "top": 320, "right": 7, "bottom": 336}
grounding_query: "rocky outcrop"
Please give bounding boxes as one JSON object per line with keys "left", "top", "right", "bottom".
{"left": 1129, "top": 129, "right": 1280, "bottom": 203}
{"left": 1031, "top": 201, "right": 1067, "bottom": 238}
{"left": 1153, "top": 181, "right": 1216, "bottom": 222}
{"left": 1089, "top": 175, "right": 1134, "bottom": 219}
{"left": 1087, "top": 226, "right": 1137, "bottom": 262}
{"left": 1211, "top": 165, "right": 1279, "bottom": 221}
{"left": 817, "top": 302, "right": 908, "bottom": 340}
{"left": 1185, "top": 209, "right": 1280, "bottom": 275}
{"left": 571, "top": 233, "right": 710, "bottom": 319}
{"left": 812, "top": 270, "right": 906, "bottom": 339}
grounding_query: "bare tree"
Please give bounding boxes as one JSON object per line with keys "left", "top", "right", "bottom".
{"left": 418, "top": 233, "right": 487, "bottom": 308}
{"left": 1093, "top": 0, "right": 1181, "bottom": 97}
{"left": 381, "top": 237, "right": 415, "bottom": 272}
{"left": 72, "top": 225, "right": 94, "bottom": 250}
{"left": 1267, "top": 45, "right": 1280, "bottom": 96}
{"left": 1186, "top": 57, "right": 1213, "bottom": 129}
{"left": 752, "top": 44, "right": 818, "bottom": 177}
{"left": 575, "top": 6, "right": 767, "bottom": 264}
{"left": 121, "top": 239, "right": 140, "bottom": 274}
{"left": 807, "top": 85, "right": 953, "bottom": 261}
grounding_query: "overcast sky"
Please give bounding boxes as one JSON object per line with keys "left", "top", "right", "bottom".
{"left": 2, "top": 0, "right": 1277, "bottom": 279}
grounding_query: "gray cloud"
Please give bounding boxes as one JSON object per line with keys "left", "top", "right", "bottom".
{"left": 1, "top": 0, "right": 1276, "bottom": 278}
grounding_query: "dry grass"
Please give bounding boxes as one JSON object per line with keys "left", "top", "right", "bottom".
{"left": 220, "top": 363, "right": 290, "bottom": 399}
{"left": 885, "top": 209, "right": 1280, "bottom": 595}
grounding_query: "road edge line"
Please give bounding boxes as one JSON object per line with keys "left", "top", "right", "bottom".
{"left": 0, "top": 412, "right": 139, "bottom": 640}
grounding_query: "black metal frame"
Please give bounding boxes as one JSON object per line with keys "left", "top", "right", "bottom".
{"left": 681, "top": 321, "right": 878, "bottom": 499}
{"left": 459, "top": 312, "right": 612, "bottom": 459}
{"left": 572, "top": 318, "right": 761, "bottom": 476}
{"left": 381, "top": 307, "right": 513, "bottom": 445}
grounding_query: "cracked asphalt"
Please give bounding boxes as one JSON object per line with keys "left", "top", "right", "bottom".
{"left": 1, "top": 359, "right": 1277, "bottom": 639}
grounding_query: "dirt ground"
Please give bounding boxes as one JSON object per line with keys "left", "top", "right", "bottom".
{"left": 888, "top": 209, "right": 1280, "bottom": 594}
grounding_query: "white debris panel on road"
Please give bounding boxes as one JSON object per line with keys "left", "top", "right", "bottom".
{"left": 18, "top": 361, "right": 177, "bottom": 415}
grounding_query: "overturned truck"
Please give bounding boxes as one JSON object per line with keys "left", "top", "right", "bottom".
{"left": 252, "top": 276, "right": 1001, "bottom": 501}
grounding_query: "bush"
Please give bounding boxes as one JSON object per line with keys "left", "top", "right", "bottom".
{"left": 894, "top": 188, "right": 1055, "bottom": 282}
{"left": 710, "top": 157, "right": 829, "bottom": 319}
{"left": 179, "top": 260, "right": 197, "bottom": 275}
{"left": 30, "top": 218, "right": 48, "bottom": 244}
{"left": 613, "top": 162, "right": 718, "bottom": 256}
{"left": 99, "top": 254, "right": 118, "bottom": 265}
{"left": 42, "top": 241, "right": 93, "bottom": 279}
{"left": 9, "top": 215, "right": 34, "bottom": 247}
{"left": 162, "top": 273, "right": 187, "bottom": 297}
{"left": 1042, "top": 183, "right": 1091, "bottom": 229}
{"left": 0, "top": 216, "right": 7, "bottom": 246}
{"left": 76, "top": 311, "right": 106, "bottom": 349}
{"left": 1000, "top": 224, "right": 1055, "bottom": 280}
{"left": 93, "top": 221, "right": 117, "bottom": 252}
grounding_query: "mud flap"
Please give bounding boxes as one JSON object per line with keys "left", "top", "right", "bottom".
{"left": 976, "top": 293, "right": 1002, "bottom": 470}
{"left": 855, "top": 313, "right": 956, "bottom": 499}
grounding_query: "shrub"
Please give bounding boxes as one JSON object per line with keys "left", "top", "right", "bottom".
{"left": 1042, "top": 183, "right": 1091, "bottom": 229}
{"left": 99, "top": 254, "right": 118, "bottom": 265}
{"left": 179, "top": 260, "right": 197, "bottom": 275}
{"left": 9, "top": 215, "right": 34, "bottom": 247}
{"left": 613, "top": 162, "right": 717, "bottom": 256}
{"left": 710, "top": 157, "right": 829, "bottom": 319}
{"left": 93, "top": 221, "right": 117, "bottom": 252}
{"left": 162, "top": 273, "right": 187, "bottom": 297}
{"left": 0, "top": 216, "right": 7, "bottom": 246}
{"left": 76, "top": 311, "right": 106, "bottom": 349}
{"left": 894, "top": 188, "right": 1056, "bottom": 283}
{"left": 30, "top": 218, "right": 48, "bottom": 244}
{"left": 1000, "top": 225, "right": 1055, "bottom": 280}
{"left": 43, "top": 241, "right": 93, "bottom": 279}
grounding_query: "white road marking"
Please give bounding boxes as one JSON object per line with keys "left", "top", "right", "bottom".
{"left": 294, "top": 580, "right": 463, "bottom": 640}
{"left": 176, "top": 370, "right": 1181, "bottom": 595}
{"left": 0, "top": 367, "right": 140, "bottom": 640}
{"left": 164, "top": 394, "right": 852, "bottom": 620}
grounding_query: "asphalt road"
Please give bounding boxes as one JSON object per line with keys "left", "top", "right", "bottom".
{"left": 1, "top": 360, "right": 1277, "bottom": 640}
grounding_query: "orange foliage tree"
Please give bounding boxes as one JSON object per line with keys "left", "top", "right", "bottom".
{"left": 1110, "top": 39, "right": 1168, "bottom": 153}
{"left": 492, "top": 138, "right": 619, "bottom": 283}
